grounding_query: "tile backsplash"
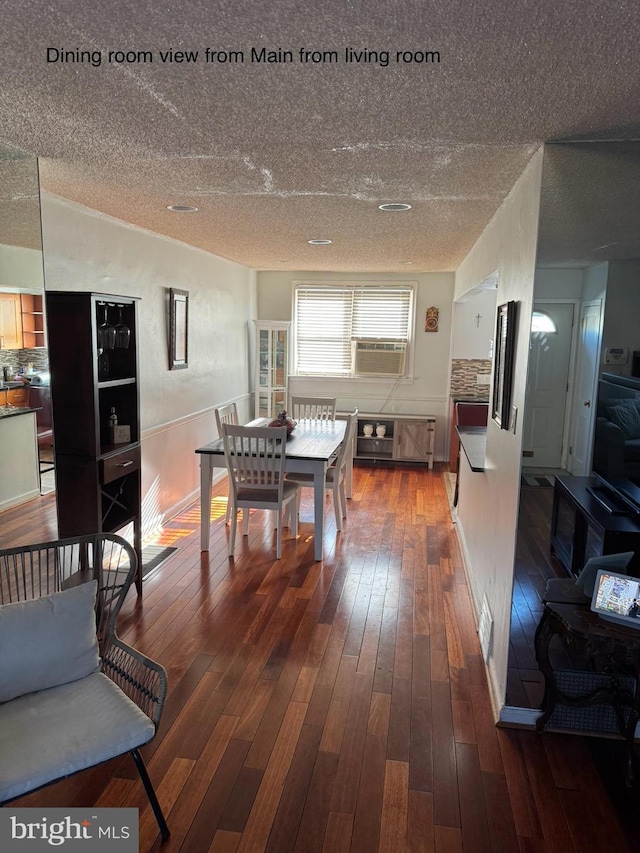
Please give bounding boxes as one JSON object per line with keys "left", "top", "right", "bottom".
{"left": 0, "top": 347, "right": 49, "bottom": 377}
{"left": 450, "top": 358, "right": 492, "bottom": 399}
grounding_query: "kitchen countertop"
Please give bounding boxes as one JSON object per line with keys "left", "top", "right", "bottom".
{"left": 0, "top": 405, "right": 41, "bottom": 420}
{"left": 456, "top": 425, "right": 487, "bottom": 472}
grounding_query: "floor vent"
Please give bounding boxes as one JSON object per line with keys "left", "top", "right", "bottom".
{"left": 478, "top": 596, "right": 493, "bottom": 662}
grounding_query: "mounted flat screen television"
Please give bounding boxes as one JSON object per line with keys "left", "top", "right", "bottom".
{"left": 591, "top": 373, "right": 640, "bottom": 516}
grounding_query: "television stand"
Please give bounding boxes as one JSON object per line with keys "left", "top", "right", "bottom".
{"left": 550, "top": 475, "right": 640, "bottom": 578}
{"left": 586, "top": 484, "right": 636, "bottom": 517}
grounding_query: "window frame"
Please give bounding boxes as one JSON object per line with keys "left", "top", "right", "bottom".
{"left": 292, "top": 281, "right": 416, "bottom": 380}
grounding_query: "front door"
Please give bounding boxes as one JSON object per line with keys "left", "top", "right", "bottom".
{"left": 523, "top": 302, "right": 574, "bottom": 468}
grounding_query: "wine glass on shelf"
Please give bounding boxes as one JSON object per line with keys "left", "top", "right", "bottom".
{"left": 114, "top": 305, "right": 130, "bottom": 349}
{"left": 97, "top": 303, "right": 116, "bottom": 350}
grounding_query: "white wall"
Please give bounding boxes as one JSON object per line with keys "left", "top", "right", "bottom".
{"left": 453, "top": 147, "right": 545, "bottom": 713}
{"left": 0, "top": 243, "right": 44, "bottom": 290}
{"left": 257, "top": 270, "right": 455, "bottom": 461}
{"left": 451, "top": 289, "right": 497, "bottom": 360}
{"left": 601, "top": 260, "right": 640, "bottom": 377}
{"left": 40, "top": 193, "right": 256, "bottom": 534}
{"left": 533, "top": 267, "right": 583, "bottom": 300}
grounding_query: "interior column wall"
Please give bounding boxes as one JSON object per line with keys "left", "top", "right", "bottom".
{"left": 453, "top": 147, "right": 545, "bottom": 711}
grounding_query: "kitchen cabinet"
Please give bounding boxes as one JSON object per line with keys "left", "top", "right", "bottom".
{"left": 28, "top": 384, "right": 52, "bottom": 433}
{"left": 0, "top": 385, "right": 29, "bottom": 407}
{"left": 0, "top": 293, "right": 23, "bottom": 349}
{"left": 449, "top": 399, "right": 488, "bottom": 470}
{"left": 46, "top": 291, "right": 143, "bottom": 593}
{"left": 20, "top": 292, "right": 46, "bottom": 348}
{"left": 254, "top": 321, "right": 290, "bottom": 419}
{"left": 354, "top": 413, "right": 435, "bottom": 467}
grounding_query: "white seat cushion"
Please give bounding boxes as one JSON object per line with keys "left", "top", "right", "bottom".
{"left": 0, "top": 672, "right": 155, "bottom": 803}
{"left": 236, "top": 480, "right": 299, "bottom": 504}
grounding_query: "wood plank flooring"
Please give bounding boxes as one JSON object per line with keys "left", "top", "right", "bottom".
{"left": 1, "top": 465, "right": 634, "bottom": 851}
{"left": 508, "top": 482, "right": 556, "bottom": 710}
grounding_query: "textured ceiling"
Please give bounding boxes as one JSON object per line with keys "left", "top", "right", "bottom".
{"left": 537, "top": 142, "right": 640, "bottom": 267}
{"left": 1, "top": 0, "right": 640, "bottom": 271}
{"left": 0, "top": 144, "right": 42, "bottom": 251}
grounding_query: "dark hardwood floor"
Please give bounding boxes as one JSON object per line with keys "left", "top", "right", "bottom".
{"left": 1, "top": 465, "right": 634, "bottom": 852}
{"left": 508, "top": 481, "right": 593, "bottom": 710}
{"left": 508, "top": 482, "right": 557, "bottom": 710}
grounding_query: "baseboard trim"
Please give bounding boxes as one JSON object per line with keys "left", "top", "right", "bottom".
{"left": 0, "top": 488, "right": 41, "bottom": 513}
{"left": 453, "top": 516, "right": 505, "bottom": 723}
{"left": 141, "top": 468, "right": 228, "bottom": 541}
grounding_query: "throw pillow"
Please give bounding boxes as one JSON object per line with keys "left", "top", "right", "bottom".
{"left": 0, "top": 580, "right": 100, "bottom": 703}
{"left": 606, "top": 400, "right": 640, "bottom": 440}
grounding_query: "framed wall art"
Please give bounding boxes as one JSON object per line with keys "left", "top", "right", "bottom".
{"left": 425, "top": 306, "right": 439, "bottom": 332}
{"left": 168, "top": 287, "right": 189, "bottom": 370}
{"left": 492, "top": 300, "right": 517, "bottom": 429}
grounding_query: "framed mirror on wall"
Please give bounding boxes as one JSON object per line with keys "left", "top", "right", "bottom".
{"left": 492, "top": 300, "right": 517, "bottom": 429}
{"left": 168, "top": 287, "right": 188, "bottom": 370}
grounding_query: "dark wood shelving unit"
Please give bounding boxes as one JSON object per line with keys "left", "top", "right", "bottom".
{"left": 46, "top": 291, "right": 143, "bottom": 594}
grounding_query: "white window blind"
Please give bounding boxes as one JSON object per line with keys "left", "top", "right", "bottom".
{"left": 353, "top": 287, "right": 411, "bottom": 340}
{"left": 294, "top": 284, "right": 413, "bottom": 377}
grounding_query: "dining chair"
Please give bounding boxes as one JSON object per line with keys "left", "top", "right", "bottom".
{"left": 290, "top": 395, "right": 337, "bottom": 421}
{"left": 287, "top": 409, "right": 358, "bottom": 531}
{"left": 222, "top": 423, "right": 299, "bottom": 559}
{"left": 215, "top": 402, "right": 239, "bottom": 523}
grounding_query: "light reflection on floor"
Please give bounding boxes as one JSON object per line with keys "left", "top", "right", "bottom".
{"left": 151, "top": 491, "right": 233, "bottom": 548}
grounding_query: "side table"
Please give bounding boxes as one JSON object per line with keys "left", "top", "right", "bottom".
{"left": 535, "top": 601, "right": 640, "bottom": 786}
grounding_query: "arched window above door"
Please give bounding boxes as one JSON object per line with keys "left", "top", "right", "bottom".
{"left": 531, "top": 310, "right": 557, "bottom": 334}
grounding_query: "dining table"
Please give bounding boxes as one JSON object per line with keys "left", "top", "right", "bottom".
{"left": 196, "top": 417, "right": 347, "bottom": 561}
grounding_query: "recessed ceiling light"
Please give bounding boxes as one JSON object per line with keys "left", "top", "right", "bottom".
{"left": 167, "top": 204, "right": 198, "bottom": 212}
{"left": 378, "top": 203, "right": 412, "bottom": 212}
{"left": 307, "top": 239, "right": 332, "bottom": 245}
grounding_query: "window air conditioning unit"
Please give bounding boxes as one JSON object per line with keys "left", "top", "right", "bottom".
{"left": 354, "top": 340, "right": 407, "bottom": 377}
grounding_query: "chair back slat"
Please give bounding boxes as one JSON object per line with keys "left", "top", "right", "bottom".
{"left": 335, "top": 409, "right": 358, "bottom": 474}
{"left": 215, "top": 402, "right": 239, "bottom": 436}
{"left": 222, "top": 424, "right": 288, "bottom": 502}
{"left": 290, "top": 395, "right": 336, "bottom": 421}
